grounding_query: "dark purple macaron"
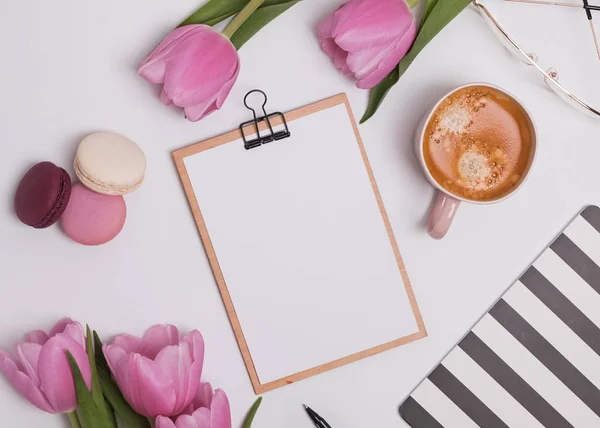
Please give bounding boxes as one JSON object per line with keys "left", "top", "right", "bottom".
{"left": 15, "top": 162, "right": 72, "bottom": 228}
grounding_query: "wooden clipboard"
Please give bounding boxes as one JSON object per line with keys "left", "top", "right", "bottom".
{"left": 173, "top": 93, "right": 426, "bottom": 394}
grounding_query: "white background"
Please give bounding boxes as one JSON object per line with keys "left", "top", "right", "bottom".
{"left": 0, "top": 1, "right": 599, "bottom": 427}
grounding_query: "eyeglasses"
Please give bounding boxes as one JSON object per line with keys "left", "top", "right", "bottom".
{"left": 473, "top": 0, "right": 600, "bottom": 119}
{"left": 506, "top": 0, "right": 600, "bottom": 60}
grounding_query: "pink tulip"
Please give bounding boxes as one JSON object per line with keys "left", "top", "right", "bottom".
{"left": 317, "top": 0, "right": 417, "bottom": 89}
{"left": 103, "top": 324, "right": 205, "bottom": 418}
{"left": 0, "top": 318, "right": 92, "bottom": 413}
{"left": 156, "top": 382, "right": 231, "bottom": 428}
{"left": 139, "top": 25, "right": 240, "bottom": 122}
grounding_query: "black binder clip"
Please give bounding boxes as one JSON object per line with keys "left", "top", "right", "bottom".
{"left": 239, "top": 89, "right": 290, "bottom": 150}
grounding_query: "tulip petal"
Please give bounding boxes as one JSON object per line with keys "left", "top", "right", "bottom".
{"left": 156, "top": 416, "right": 177, "bottom": 428}
{"left": 112, "top": 353, "right": 176, "bottom": 417}
{"left": 328, "top": 2, "right": 355, "bottom": 36}
{"left": 138, "top": 25, "right": 201, "bottom": 84}
{"left": 161, "top": 31, "right": 239, "bottom": 107}
{"left": 62, "top": 322, "right": 86, "bottom": 348}
{"left": 319, "top": 38, "right": 352, "bottom": 76}
{"left": 161, "top": 89, "right": 174, "bottom": 106}
{"left": 191, "top": 408, "right": 211, "bottom": 428}
{"left": 16, "top": 343, "right": 42, "bottom": 386}
{"left": 215, "top": 63, "right": 240, "bottom": 110}
{"left": 138, "top": 325, "right": 181, "bottom": 360}
{"left": 346, "top": 41, "right": 392, "bottom": 83}
{"left": 333, "top": 0, "right": 413, "bottom": 50}
{"left": 103, "top": 344, "right": 128, "bottom": 375}
{"left": 332, "top": 48, "right": 352, "bottom": 76}
{"left": 193, "top": 382, "right": 213, "bottom": 410}
{"left": 24, "top": 330, "right": 49, "bottom": 346}
{"left": 112, "top": 334, "right": 143, "bottom": 354}
{"left": 143, "top": 26, "right": 198, "bottom": 63}
{"left": 184, "top": 99, "right": 219, "bottom": 122}
{"left": 172, "top": 414, "right": 197, "bottom": 428}
{"left": 0, "top": 351, "right": 55, "bottom": 413}
{"left": 154, "top": 342, "right": 193, "bottom": 414}
{"left": 139, "top": 59, "right": 167, "bottom": 84}
{"left": 319, "top": 38, "right": 338, "bottom": 58}
{"left": 210, "top": 389, "right": 232, "bottom": 428}
{"left": 38, "top": 334, "right": 91, "bottom": 413}
{"left": 183, "top": 330, "right": 205, "bottom": 367}
{"left": 49, "top": 318, "right": 74, "bottom": 337}
{"left": 317, "top": 11, "right": 335, "bottom": 40}
{"left": 354, "top": 18, "right": 417, "bottom": 89}
{"left": 180, "top": 331, "right": 205, "bottom": 404}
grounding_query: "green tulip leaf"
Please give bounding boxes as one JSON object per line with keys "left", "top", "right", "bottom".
{"left": 421, "top": 0, "right": 441, "bottom": 29}
{"left": 230, "top": 2, "right": 300, "bottom": 49}
{"left": 360, "top": 0, "right": 472, "bottom": 123}
{"left": 243, "top": 397, "right": 263, "bottom": 428}
{"left": 86, "top": 326, "right": 116, "bottom": 427}
{"left": 180, "top": 0, "right": 241, "bottom": 27}
{"left": 93, "top": 331, "right": 110, "bottom": 375}
{"left": 93, "top": 331, "right": 151, "bottom": 428}
{"left": 67, "top": 352, "right": 115, "bottom": 428}
{"left": 180, "top": 0, "right": 299, "bottom": 28}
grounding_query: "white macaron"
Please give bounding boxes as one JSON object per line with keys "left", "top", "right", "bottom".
{"left": 74, "top": 132, "right": 146, "bottom": 195}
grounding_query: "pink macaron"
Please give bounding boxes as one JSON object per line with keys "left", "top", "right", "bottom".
{"left": 61, "top": 183, "right": 126, "bottom": 245}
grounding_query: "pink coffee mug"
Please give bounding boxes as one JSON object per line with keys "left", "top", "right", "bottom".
{"left": 415, "top": 83, "right": 537, "bottom": 239}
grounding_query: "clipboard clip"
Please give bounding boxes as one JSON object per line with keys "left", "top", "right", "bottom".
{"left": 239, "top": 89, "right": 290, "bottom": 150}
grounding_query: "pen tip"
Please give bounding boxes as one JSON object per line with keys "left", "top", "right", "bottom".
{"left": 303, "top": 404, "right": 308, "bottom": 410}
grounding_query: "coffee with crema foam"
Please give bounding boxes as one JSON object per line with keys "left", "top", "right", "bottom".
{"left": 423, "top": 85, "right": 534, "bottom": 201}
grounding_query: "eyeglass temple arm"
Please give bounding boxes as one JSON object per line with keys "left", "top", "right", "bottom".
{"left": 503, "top": 0, "right": 599, "bottom": 12}
{"left": 499, "top": 0, "right": 600, "bottom": 58}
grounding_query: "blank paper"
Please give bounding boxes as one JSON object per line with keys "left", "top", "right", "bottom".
{"left": 183, "top": 101, "right": 420, "bottom": 385}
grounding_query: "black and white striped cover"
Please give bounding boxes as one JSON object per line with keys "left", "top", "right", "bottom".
{"left": 400, "top": 205, "right": 600, "bottom": 428}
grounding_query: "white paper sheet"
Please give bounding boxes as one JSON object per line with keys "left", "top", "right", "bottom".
{"left": 184, "top": 103, "right": 419, "bottom": 384}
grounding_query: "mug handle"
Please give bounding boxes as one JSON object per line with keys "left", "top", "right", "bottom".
{"left": 427, "top": 191, "right": 461, "bottom": 239}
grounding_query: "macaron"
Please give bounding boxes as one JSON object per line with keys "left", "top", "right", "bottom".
{"left": 15, "top": 162, "right": 72, "bottom": 228}
{"left": 61, "top": 183, "right": 126, "bottom": 246}
{"left": 74, "top": 132, "right": 146, "bottom": 195}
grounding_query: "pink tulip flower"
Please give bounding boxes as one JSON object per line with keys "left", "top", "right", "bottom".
{"left": 156, "top": 382, "right": 231, "bottom": 428}
{"left": 0, "top": 318, "right": 91, "bottom": 413}
{"left": 317, "top": 0, "right": 417, "bottom": 89}
{"left": 103, "top": 324, "right": 205, "bottom": 418}
{"left": 139, "top": 25, "right": 240, "bottom": 122}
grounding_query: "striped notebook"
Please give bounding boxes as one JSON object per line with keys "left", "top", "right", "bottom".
{"left": 400, "top": 205, "right": 600, "bottom": 428}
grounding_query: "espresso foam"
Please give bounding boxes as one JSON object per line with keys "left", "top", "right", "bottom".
{"left": 457, "top": 150, "right": 492, "bottom": 190}
{"left": 439, "top": 103, "right": 471, "bottom": 135}
{"left": 423, "top": 86, "right": 533, "bottom": 201}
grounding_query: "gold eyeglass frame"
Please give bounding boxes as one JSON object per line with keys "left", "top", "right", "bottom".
{"left": 473, "top": 0, "right": 600, "bottom": 118}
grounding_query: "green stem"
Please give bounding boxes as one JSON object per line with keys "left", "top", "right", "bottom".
{"left": 406, "top": 0, "right": 422, "bottom": 9}
{"left": 67, "top": 412, "right": 82, "bottom": 428}
{"left": 222, "top": 0, "right": 266, "bottom": 38}
{"left": 243, "top": 397, "right": 263, "bottom": 428}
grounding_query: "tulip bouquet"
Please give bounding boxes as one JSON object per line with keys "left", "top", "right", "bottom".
{"left": 0, "top": 319, "right": 261, "bottom": 428}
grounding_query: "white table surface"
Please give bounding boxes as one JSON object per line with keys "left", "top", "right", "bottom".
{"left": 1, "top": 1, "right": 599, "bottom": 427}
